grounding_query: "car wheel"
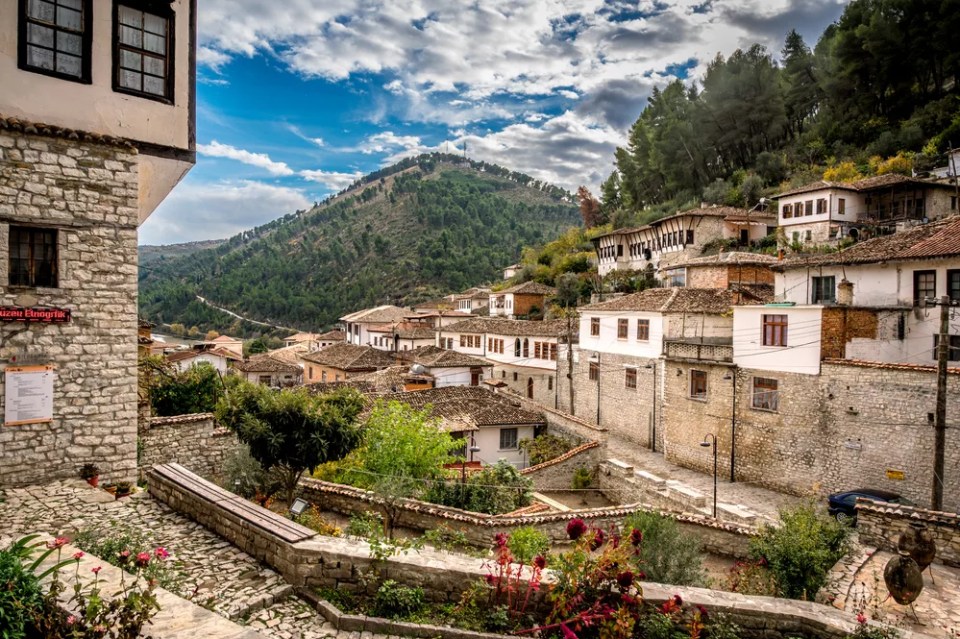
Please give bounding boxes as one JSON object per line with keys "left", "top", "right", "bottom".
{"left": 835, "top": 511, "right": 852, "bottom": 525}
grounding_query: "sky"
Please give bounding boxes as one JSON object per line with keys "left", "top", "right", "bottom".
{"left": 138, "top": 0, "right": 849, "bottom": 246}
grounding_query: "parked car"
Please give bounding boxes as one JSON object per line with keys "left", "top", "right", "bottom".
{"left": 827, "top": 488, "right": 908, "bottom": 525}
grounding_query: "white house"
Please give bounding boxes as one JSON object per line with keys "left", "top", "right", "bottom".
{"left": 202, "top": 334, "right": 243, "bottom": 358}
{"left": 231, "top": 355, "right": 301, "bottom": 387}
{"left": 775, "top": 174, "right": 957, "bottom": 246}
{"left": 732, "top": 305, "right": 825, "bottom": 375}
{"left": 340, "top": 305, "right": 410, "bottom": 346}
{"left": 453, "top": 288, "right": 491, "bottom": 313}
{"left": 593, "top": 206, "right": 777, "bottom": 277}
{"left": 503, "top": 263, "right": 522, "bottom": 280}
{"left": 166, "top": 347, "right": 238, "bottom": 375}
{"left": 378, "top": 386, "right": 544, "bottom": 469}
{"left": 397, "top": 345, "right": 492, "bottom": 387}
{"left": 367, "top": 321, "right": 437, "bottom": 352}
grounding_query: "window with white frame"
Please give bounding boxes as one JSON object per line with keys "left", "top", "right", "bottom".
{"left": 751, "top": 377, "right": 779, "bottom": 411}
{"left": 499, "top": 427, "right": 518, "bottom": 450}
{"left": 114, "top": 2, "right": 173, "bottom": 101}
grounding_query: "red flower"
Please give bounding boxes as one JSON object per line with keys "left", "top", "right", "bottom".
{"left": 72, "top": 551, "right": 84, "bottom": 560}
{"left": 673, "top": 594, "right": 683, "bottom": 607}
{"left": 533, "top": 555, "right": 547, "bottom": 570}
{"left": 637, "top": 570, "right": 646, "bottom": 581}
{"left": 560, "top": 623, "right": 577, "bottom": 639}
{"left": 629, "top": 528, "right": 643, "bottom": 547}
{"left": 154, "top": 547, "right": 170, "bottom": 560}
{"left": 494, "top": 532, "right": 508, "bottom": 548}
{"left": 697, "top": 604, "right": 709, "bottom": 619}
{"left": 485, "top": 573, "right": 496, "bottom": 585}
{"left": 46, "top": 537, "right": 68, "bottom": 549}
{"left": 589, "top": 529, "right": 605, "bottom": 551}
{"left": 856, "top": 613, "right": 867, "bottom": 624}
{"left": 566, "top": 518, "right": 587, "bottom": 540}
{"left": 616, "top": 571, "right": 634, "bottom": 589}
{"left": 91, "top": 566, "right": 102, "bottom": 575}
{"left": 136, "top": 552, "right": 151, "bottom": 567}
{"left": 119, "top": 550, "right": 131, "bottom": 561}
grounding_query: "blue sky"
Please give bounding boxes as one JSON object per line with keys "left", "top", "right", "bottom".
{"left": 139, "top": 0, "right": 848, "bottom": 246}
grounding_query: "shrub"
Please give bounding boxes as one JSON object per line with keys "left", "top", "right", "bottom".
{"left": 518, "top": 433, "right": 576, "bottom": 466}
{"left": 572, "top": 467, "right": 593, "bottom": 490}
{"left": 372, "top": 580, "right": 425, "bottom": 619}
{"left": 0, "top": 541, "right": 44, "bottom": 638}
{"left": 749, "top": 503, "right": 849, "bottom": 600}
{"left": 222, "top": 444, "right": 277, "bottom": 499}
{"left": 421, "top": 525, "right": 471, "bottom": 554}
{"left": 149, "top": 360, "right": 222, "bottom": 416}
{"left": 507, "top": 527, "right": 549, "bottom": 564}
{"left": 725, "top": 559, "right": 779, "bottom": 596}
{"left": 295, "top": 505, "right": 342, "bottom": 537}
{"left": 426, "top": 460, "right": 533, "bottom": 515}
{"left": 72, "top": 522, "right": 184, "bottom": 594}
{"left": 622, "top": 510, "right": 705, "bottom": 586}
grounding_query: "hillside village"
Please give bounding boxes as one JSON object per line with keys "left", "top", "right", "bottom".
{"left": 4, "top": 1, "right": 960, "bottom": 639}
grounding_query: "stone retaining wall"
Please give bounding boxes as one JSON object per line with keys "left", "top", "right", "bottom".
{"left": 138, "top": 413, "right": 241, "bottom": 482}
{"left": 856, "top": 499, "right": 960, "bottom": 567}
{"left": 297, "top": 477, "right": 753, "bottom": 557}
{"left": 499, "top": 388, "right": 607, "bottom": 444}
{"left": 147, "top": 466, "right": 927, "bottom": 639}
{"left": 519, "top": 441, "right": 601, "bottom": 491}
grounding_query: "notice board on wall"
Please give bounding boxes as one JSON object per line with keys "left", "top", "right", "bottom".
{"left": 4, "top": 365, "right": 55, "bottom": 426}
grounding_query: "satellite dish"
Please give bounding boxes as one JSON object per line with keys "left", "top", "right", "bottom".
{"left": 409, "top": 363, "right": 426, "bottom": 375}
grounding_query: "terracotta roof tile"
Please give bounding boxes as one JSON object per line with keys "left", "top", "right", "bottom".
{"left": 0, "top": 115, "right": 136, "bottom": 148}
{"left": 339, "top": 305, "right": 410, "bottom": 324}
{"left": 301, "top": 343, "right": 396, "bottom": 371}
{"left": 375, "top": 386, "right": 545, "bottom": 432}
{"left": 500, "top": 281, "right": 557, "bottom": 296}
{"left": 824, "top": 358, "right": 960, "bottom": 375}
{"left": 775, "top": 174, "right": 954, "bottom": 198}
{"left": 317, "top": 329, "right": 346, "bottom": 340}
{"left": 581, "top": 288, "right": 737, "bottom": 314}
{"left": 398, "top": 345, "right": 492, "bottom": 368}
{"left": 671, "top": 252, "right": 778, "bottom": 268}
{"left": 232, "top": 355, "right": 301, "bottom": 374}
{"left": 440, "top": 318, "right": 568, "bottom": 337}
{"left": 777, "top": 217, "right": 960, "bottom": 268}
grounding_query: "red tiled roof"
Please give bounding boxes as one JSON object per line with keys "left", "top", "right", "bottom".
{"left": 301, "top": 343, "right": 396, "bottom": 371}
{"left": 500, "top": 281, "right": 557, "bottom": 296}
{"left": 375, "top": 386, "right": 545, "bottom": 431}
{"left": 0, "top": 115, "right": 135, "bottom": 148}
{"left": 580, "top": 288, "right": 737, "bottom": 314}
{"left": 232, "top": 355, "right": 301, "bottom": 374}
{"left": 440, "top": 318, "right": 568, "bottom": 337}
{"left": 398, "top": 345, "right": 492, "bottom": 368}
{"left": 775, "top": 173, "right": 954, "bottom": 199}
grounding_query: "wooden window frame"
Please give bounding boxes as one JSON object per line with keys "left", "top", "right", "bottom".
{"left": 782, "top": 203, "right": 792, "bottom": 219}
{"left": 499, "top": 427, "right": 519, "bottom": 450}
{"left": 804, "top": 200, "right": 813, "bottom": 216}
{"left": 811, "top": 276, "right": 836, "bottom": 304}
{"left": 112, "top": 0, "right": 175, "bottom": 103}
{"left": 816, "top": 198, "right": 827, "bottom": 214}
{"left": 617, "top": 318, "right": 628, "bottom": 340}
{"left": 751, "top": 377, "right": 779, "bottom": 412}
{"left": 837, "top": 198, "right": 846, "bottom": 215}
{"left": 590, "top": 317, "right": 600, "bottom": 336}
{"left": 636, "top": 319, "right": 650, "bottom": 341}
{"left": 589, "top": 362, "right": 599, "bottom": 382}
{"left": 625, "top": 367, "right": 637, "bottom": 389}
{"left": 8, "top": 226, "right": 59, "bottom": 288}
{"left": 761, "top": 314, "right": 788, "bottom": 347}
{"left": 948, "top": 270, "right": 960, "bottom": 303}
{"left": 914, "top": 270, "right": 936, "bottom": 305}
{"left": 18, "top": 0, "right": 93, "bottom": 83}
{"left": 689, "top": 369, "right": 707, "bottom": 400}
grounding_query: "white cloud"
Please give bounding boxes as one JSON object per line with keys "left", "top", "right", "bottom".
{"left": 287, "top": 125, "right": 326, "bottom": 147}
{"left": 197, "top": 46, "right": 232, "bottom": 72}
{"left": 299, "top": 169, "right": 364, "bottom": 190}
{"left": 139, "top": 181, "right": 311, "bottom": 246}
{"left": 360, "top": 131, "right": 424, "bottom": 155}
{"left": 197, "top": 140, "right": 295, "bottom": 176}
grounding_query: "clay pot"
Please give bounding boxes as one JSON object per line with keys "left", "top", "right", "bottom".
{"left": 883, "top": 551, "right": 924, "bottom": 605}
{"left": 897, "top": 521, "right": 936, "bottom": 571}
{"left": 86, "top": 476, "right": 99, "bottom": 488}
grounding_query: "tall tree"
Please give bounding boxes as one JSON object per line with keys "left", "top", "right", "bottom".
{"left": 781, "top": 30, "right": 820, "bottom": 136}
{"left": 577, "top": 186, "right": 604, "bottom": 228}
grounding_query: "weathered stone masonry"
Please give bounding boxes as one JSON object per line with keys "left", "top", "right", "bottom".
{"left": 138, "top": 413, "right": 244, "bottom": 483}
{"left": 0, "top": 127, "right": 139, "bottom": 487}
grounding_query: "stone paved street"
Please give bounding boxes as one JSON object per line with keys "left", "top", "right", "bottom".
{"left": 605, "top": 435, "right": 806, "bottom": 522}
{"left": 0, "top": 479, "right": 352, "bottom": 639}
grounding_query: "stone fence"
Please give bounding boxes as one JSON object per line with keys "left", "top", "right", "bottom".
{"left": 519, "top": 440, "right": 601, "bottom": 491}
{"left": 856, "top": 498, "right": 960, "bottom": 567}
{"left": 496, "top": 388, "right": 607, "bottom": 443}
{"left": 138, "top": 413, "right": 242, "bottom": 482}
{"left": 147, "top": 464, "right": 918, "bottom": 639}
{"left": 297, "top": 477, "right": 753, "bottom": 557}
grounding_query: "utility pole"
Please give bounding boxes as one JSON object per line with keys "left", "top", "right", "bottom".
{"left": 566, "top": 311, "right": 575, "bottom": 416}
{"left": 932, "top": 295, "right": 951, "bottom": 510}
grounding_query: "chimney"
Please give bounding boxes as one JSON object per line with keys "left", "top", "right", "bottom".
{"left": 837, "top": 279, "right": 854, "bottom": 306}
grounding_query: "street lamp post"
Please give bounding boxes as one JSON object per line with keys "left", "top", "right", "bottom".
{"left": 700, "top": 434, "right": 718, "bottom": 518}
{"left": 723, "top": 367, "right": 737, "bottom": 483}
{"left": 593, "top": 352, "right": 601, "bottom": 426}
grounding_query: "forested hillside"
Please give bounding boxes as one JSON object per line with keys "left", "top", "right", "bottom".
{"left": 138, "top": 154, "right": 579, "bottom": 334}
{"left": 595, "top": 0, "right": 960, "bottom": 228}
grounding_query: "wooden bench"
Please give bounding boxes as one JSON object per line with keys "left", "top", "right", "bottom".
{"left": 149, "top": 463, "right": 317, "bottom": 545}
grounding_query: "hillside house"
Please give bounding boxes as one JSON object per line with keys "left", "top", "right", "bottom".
{"left": 0, "top": 0, "right": 197, "bottom": 486}
{"left": 503, "top": 263, "right": 522, "bottom": 280}
{"left": 166, "top": 347, "right": 238, "bottom": 375}
{"left": 663, "top": 252, "right": 776, "bottom": 298}
{"left": 397, "top": 345, "right": 492, "bottom": 387}
{"left": 202, "top": 335, "right": 243, "bottom": 358}
{"left": 231, "top": 355, "right": 301, "bottom": 387}
{"left": 138, "top": 319, "right": 155, "bottom": 357}
{"left": 300, "top": 343, "right": 396, "bottom": 384}
{"left": 377, "top": 386, "right": 545, "bottom": 469}
{"left": 453, "top": 288, "right": 491, "bottom": 313}
{"left": 560, "top": 288, "right": 739, "bottom": 451}
{"left": 437, "top": 318, "right": 567, "bottom": 405}
{"left": 367, "top": 321, "right": 437, "bottom": 352}
{"left": 341, "top": 305, "right": 410, "bottom": 346}
{"left": 775, "top": 174, "right": 958, "bottom": 246}
{"left": 593, "top": 206, "right": 777, "bottom": 279}
{"left": 489, "top": 281, "right": 557, "bottom": 319}
{"left": 316, "top": 329, "right": 346, "bottom": 349}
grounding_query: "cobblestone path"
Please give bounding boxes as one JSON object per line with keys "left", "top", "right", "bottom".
{"left": 0, "top": 479, "right": 359, "bottom": 639}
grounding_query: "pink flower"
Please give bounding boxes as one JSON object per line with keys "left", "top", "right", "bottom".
{"left": 119, "top": 550, "right": 131, "bottom": 561}
{"left": 494, "top": 532, "right": 508, "bottom": 548}
{"left": 47, "top": 536, "right": 68, "bottom": 549}
{"left": 485, "top": 573, "right": 496, "bottom": 585}
{"left": 136, "top": 552, "right": 151, "bottom": 567}
{"left": 857, "top": 612, "right": 867, "bottom": 624}
{"left": 566, "top": 518, "right": 587, "bottom": 541}
{"left": 154, "top": 547, "right": 170, "bottom": 560}
{"left": 533, "top": 555, "right": 547, "bottom": 570}
{"left": 73, "top": 551, "right": 84, "bottom": 560}
{"left": 91, "top": 566, "right": 102, "bottom": 574}
{"left": 66, "top": 616, "right": 76, "bottom": 626}
{"left": 560, "top": 623, "right": 577, "bottom": 639}
{"left": 94, "top": 624, "right": 106, "bottom": 636}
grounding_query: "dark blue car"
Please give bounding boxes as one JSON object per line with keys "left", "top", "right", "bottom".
{"left": 827, "top": 488, "right": 906, "bottom": 525}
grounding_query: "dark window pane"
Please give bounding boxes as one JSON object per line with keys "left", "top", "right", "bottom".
{"left": 27, "top": 45, "right": 55, "bottom": 69}
{"left": 56, "top": 53, "right": 81, "bottom": 76}
{"left": 28, "top": 0, "right": 56, "bottom": 22}
{"left": 60, "top": 0, "right": 82, "bottom": 9}
{"left": 143, "top": 32, "right": 165, "bottom": 54}
{"left": 143, "top": 55, "right": 164, "bottom": 76}
{"left": 120, "top": 50, "right": 142, "bottom": 70}
{"left": 28, "top": 23, "right": 55, "bottom": 47}
{"left": 56, "top": 6, "right": 81, "bottom": 30}
{"left": 57, "top": 31, "right": 81, "bottom": 55}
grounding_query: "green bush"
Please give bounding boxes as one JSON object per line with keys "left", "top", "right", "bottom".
{"left": 372, "top": 580, "right": 425, "bottom": 619}
{"left": 150, "top": 361, "right": 222, "bottom": 416}
{"left": 518, "top": 433, "right": 577, "bottom": 466}
{"left": 622, "top": 510, "right": 705, "bottom": 586}
{"left": 0, "top": 542, "right": 44, "bottom": 638}
{"left": 73, "top": 523, "right": 185, "bottom": 595}
{"left": 572, "top": 467, "right": 593, "bottom": 489}
{"left": 507, "top": 527, "right": 549, "bottom": 564}
{"left": 749, "top": 503, "right": 849, "bottom": 600}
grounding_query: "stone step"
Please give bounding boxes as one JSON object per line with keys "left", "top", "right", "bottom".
{"left": 717, "top": 502, "right": 758, "bottom": 525}
{"left": 634, "top": 469, "right": 666, "bottom": 488}
{"left": 664, "top": 480, "right": 707, "bottom": 508}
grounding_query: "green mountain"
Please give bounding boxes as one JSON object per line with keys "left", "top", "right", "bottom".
{"left": 138, "top": 153, "right": 580, "bottom": 335}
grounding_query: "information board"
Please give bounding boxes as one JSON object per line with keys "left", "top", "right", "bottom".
{"left": 4, "top": 365, "right": 55, "bottom": 426}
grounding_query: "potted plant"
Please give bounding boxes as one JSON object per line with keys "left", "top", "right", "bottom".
{"left": 102, "top": 483, "right": 118, "bottom": 497}
{"left": 79, "top": 463, "right": 100, "bottom": 487}
{"left": 115, "top": 481, "right": 133, "bottom": 498}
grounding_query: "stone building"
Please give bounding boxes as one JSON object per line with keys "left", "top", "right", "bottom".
{"left": 299, "top": 343, "right": 396, "bottom": 384}
{"left": 0, "top": 0, "right": 196, "bottom": 487}
{"left": 488, "top": 281, "right": 556, "bottom": 319}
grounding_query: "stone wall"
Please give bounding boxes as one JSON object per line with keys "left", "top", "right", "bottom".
{"left": 0, "top": 128, "right": 140, "bottom": 487}
{"left": 658, "top": 357, "right": 960, "bottom": 512}
{"left": 490, "top": 361, "right": 556, "bottom": 407}
{"left": 856, "top": 499, "right": 960, "bottom": 568}
{"left": 519, "top": 440, "right": 601, "bottom": 491}
{"left": 498, "top": 388, "right": 605, "bottom": 444}
{"left": 149, "top": 464, "right": 915, "bottom": 639}
{"left": 820, "top": 307, "right": 878, "bottom": 359}
{"left": 556, "top": 350, "right": 660, "bottom": 451}
{"left": 138, "top": 413, "right": 242, "bottom": 482}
